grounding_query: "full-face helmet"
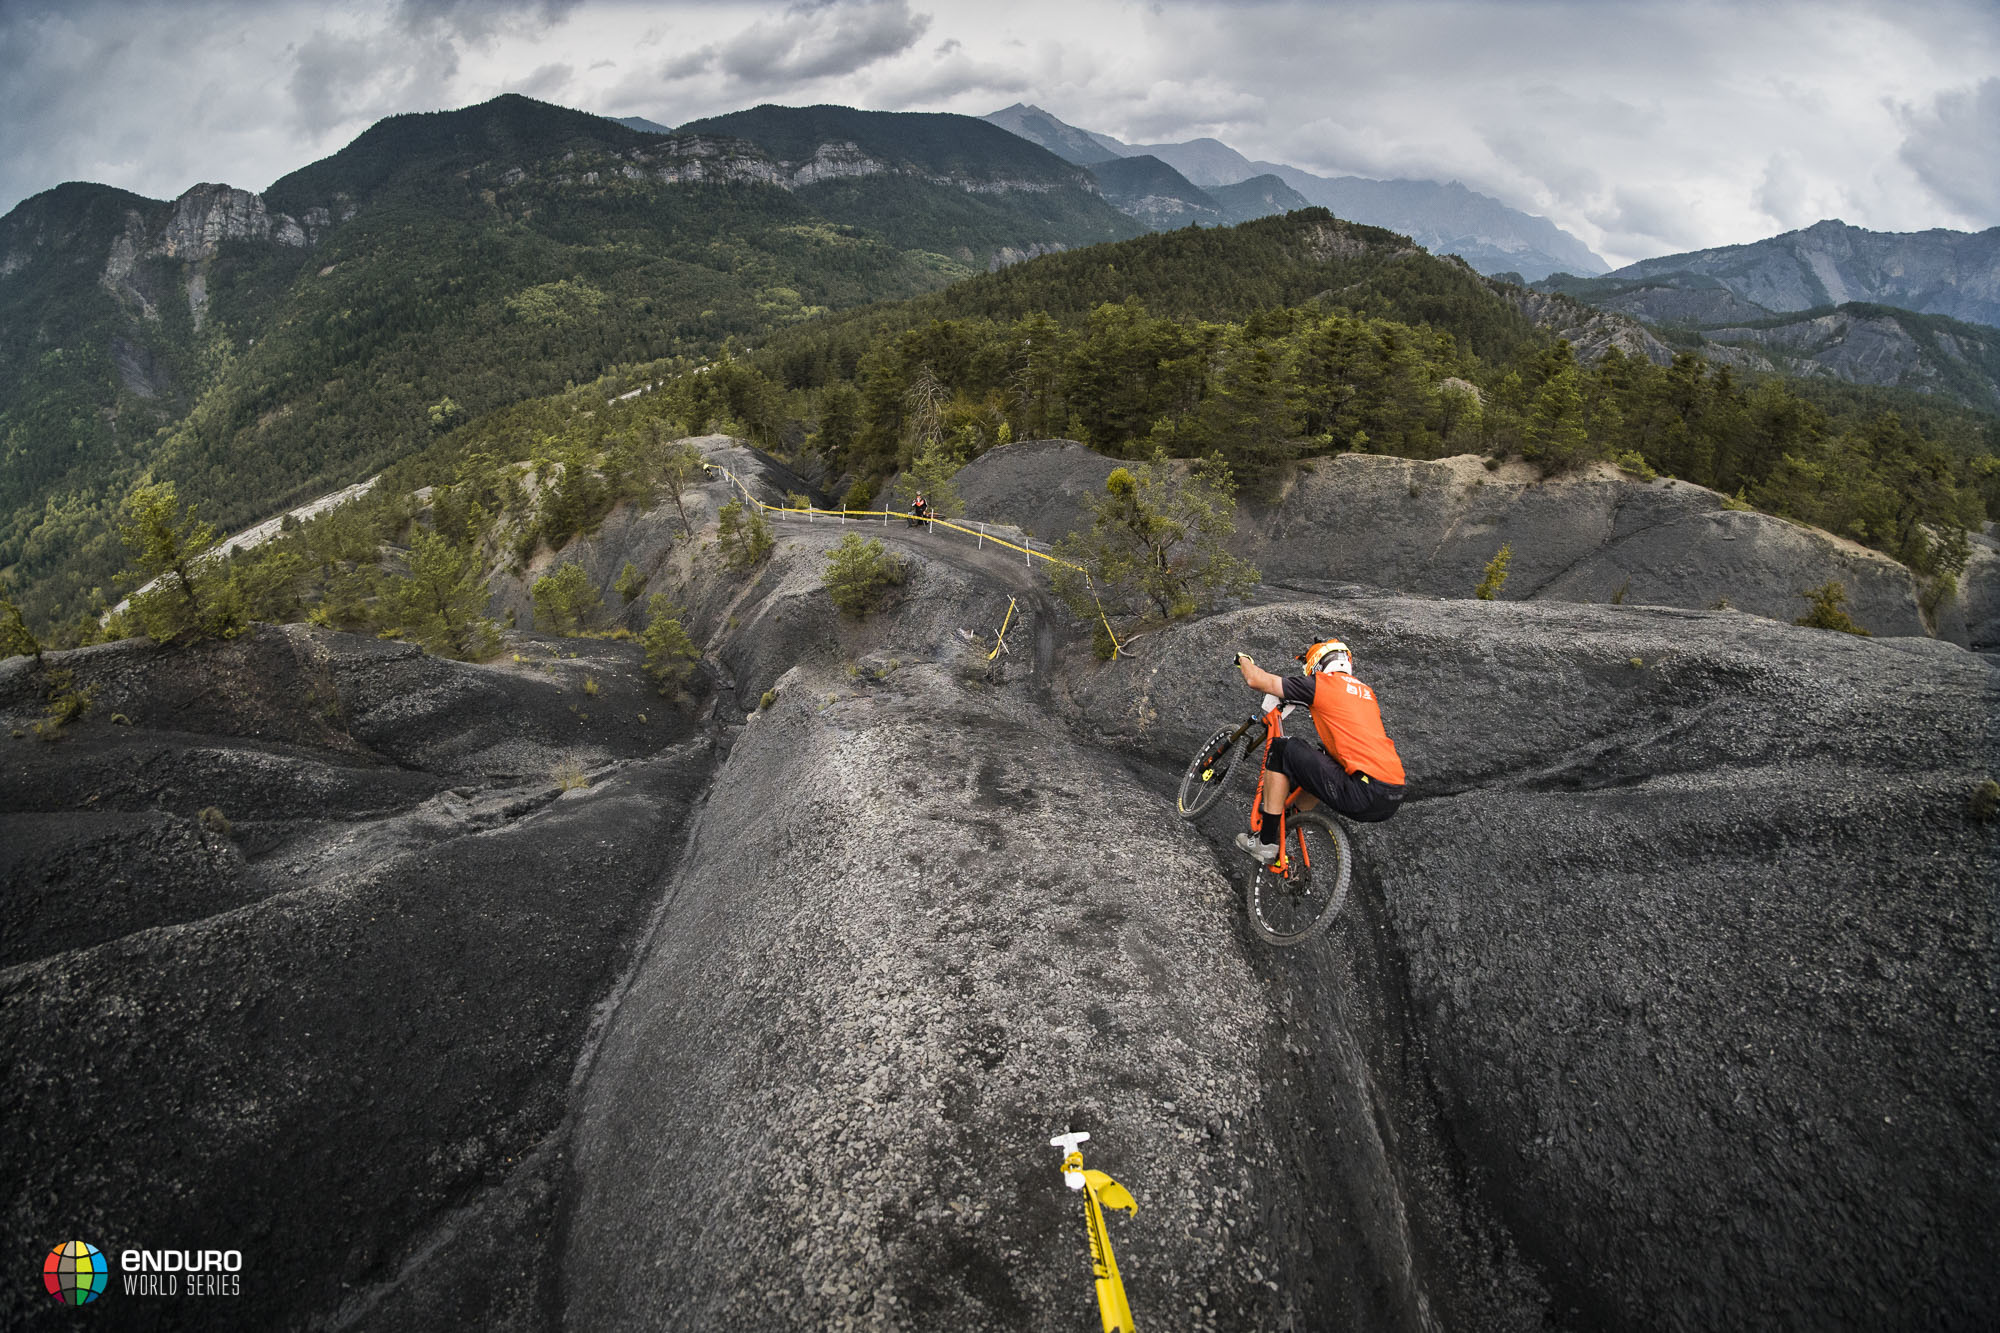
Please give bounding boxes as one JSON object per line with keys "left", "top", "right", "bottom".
{"left": 1299, "top": 638, "right": 1352, "bottom": 676}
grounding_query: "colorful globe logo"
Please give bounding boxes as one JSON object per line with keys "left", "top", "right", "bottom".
{"left": 44, "top": 1241, "right": 108, "bottom": 1305}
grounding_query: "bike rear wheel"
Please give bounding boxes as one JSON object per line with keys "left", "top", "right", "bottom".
{"left": 1246, "top": 810, "right": 1351, "bottom": 946}
{"left": 1176, "top": 726, "right": 1250, "bottom": 819}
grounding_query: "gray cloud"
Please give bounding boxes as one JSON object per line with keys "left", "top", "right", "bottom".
{"left": 1897, "top": 78, "right": 2000, "bottom": 225}
{"left": 714, "top": 0, "right": 930, "bottom": 84}
{"left": 4, "top": 0, "right": 1998, "bottom": 266}
{"left": 507, "top": 61, "right": 578, "bottom": 99}
{"left": 394, "top": 0, "right": 585, "bottom": 42}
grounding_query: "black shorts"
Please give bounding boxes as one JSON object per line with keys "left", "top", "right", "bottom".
{"left": 1268, "top": 736, "right": 1403, "bottom": 823}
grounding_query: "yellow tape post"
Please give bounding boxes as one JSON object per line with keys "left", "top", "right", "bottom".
{"left": 1051, "top": 1133, "right": 1138, "bottom": 1332}
{"left": 987, "top": 597, "right": 1017, "bottom": 660}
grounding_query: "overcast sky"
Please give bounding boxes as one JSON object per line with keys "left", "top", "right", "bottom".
{"left": 3, "top": 0, "right": 1995, "bottom": 267}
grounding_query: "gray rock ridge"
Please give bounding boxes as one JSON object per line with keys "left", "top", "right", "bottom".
{"left": 609, "top": 130, "right": 1097, "bottom": 201}
{"left": 1693, "top": 307, "right": 2000, "bottom": 412}
{"left": 1497, "top": 284, "right": 1675, "bottom": 365}
{"left": 92, "top": 181, "right": 337, "bottom": 330}
{"left": 953, "top": 442, "right": 1945, "bottom": 641}
{"left": 0, "top": 622, "right": 716, "bottom": 1330}
{"left": 1606, "top": 219, "right": 2000, "bottom": 329}
{"left": 4, "top": 460, "right": 1995, "bottom": 1329}
{"left": 1057, "top": 595, "right": 1999, "bottom": 1330}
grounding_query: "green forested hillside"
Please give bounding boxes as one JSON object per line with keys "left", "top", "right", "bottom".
{"left": 54, "top": 207, "right": 1993, "bottom": 659}
{"left": 715, "top": 211, "right": 1996, "bottom": 582}
{"left": 0, "top": 96, "right": 1139, "bottom": 628}
{"left": 675, "top": 105, "right": 1100, "bottom": 181}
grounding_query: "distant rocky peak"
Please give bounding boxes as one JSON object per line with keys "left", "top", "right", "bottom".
{"left": 161, "top": 184, "right": 303, "bottom": 259}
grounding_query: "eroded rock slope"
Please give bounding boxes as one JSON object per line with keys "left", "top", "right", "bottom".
{"left": 955, "top": 440, "right": 1968, "bottom": 644}
{"left": 3, "top": 443, "right": 1994, "bottom": 1331}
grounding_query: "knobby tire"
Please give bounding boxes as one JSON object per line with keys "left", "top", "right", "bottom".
{"left": 1246, "top": 810, "right": 1351, "bottom": 946}
{"left": 1177, "top": 726, "right": 1249, "bottom": 819}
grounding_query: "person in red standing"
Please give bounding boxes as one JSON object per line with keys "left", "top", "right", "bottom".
{"left": 1231, "top": 638, "right": 1407, "bottom": 865}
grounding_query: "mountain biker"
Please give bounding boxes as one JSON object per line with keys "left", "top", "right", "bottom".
{"left": 1232, "top": 639, "right": 1406, "bottom": 866}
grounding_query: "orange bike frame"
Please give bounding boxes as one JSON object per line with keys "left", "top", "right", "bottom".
{"left": 1248, "top": 707, "right": 1312, "bottom": 875}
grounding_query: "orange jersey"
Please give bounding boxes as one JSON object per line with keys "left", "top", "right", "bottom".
{"left": 1288, "top": 672, "right": 1406, "bottom": 785}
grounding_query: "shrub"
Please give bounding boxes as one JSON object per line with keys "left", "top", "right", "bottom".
{"left": 823, "top": 534, "right": 905, "bottom": 617}
{"left": 197, "top": 807, "right": 232, "bottom": 837}
{"left": 1, "top": 595, "right": 43, "bottom": 664}
{"left": 615, "top": 562, "right": 647, "bottom": 603}
{"left": 1919, "top": 573, "right": 1958, "bottom": 620}
{"left": 551, "top": 757, "right": 589, "bottom": 790}
{"left": 1794, "top": 581, "right": 1870, "bottom": 636}
{"left": 639, "top": 595, "right": 700, "bottom": 692}
{"left": 30, "top": 667, "right": 96, "bottom": 741}
{"left": 1475, "top": 544, "right": 1513, "bottom": 600}
{"left": 716, "top": 501, "right": 774, "bottom": 569}
{"left": 759, "top": 689, "right": 777, "bottom": 710}
{"left": 532, "top": 563, "right": 604, "bottom": 635}
{"left": 1612, "top": 450, "right": 1657, "bottom": 481}
{"left": 1970, "top": 779, "right": 2000, "bottom": 823}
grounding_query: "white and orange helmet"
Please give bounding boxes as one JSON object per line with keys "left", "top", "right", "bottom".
{"left": 1298, "top": 637, "right": 1352, "bottom": 676}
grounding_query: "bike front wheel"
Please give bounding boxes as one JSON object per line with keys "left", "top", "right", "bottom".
{"left": 1176, "top": 725, "right": 1250, "bottom": 819}
{"left": 1246, "top": 810, "right": 1351, "bottom": 946}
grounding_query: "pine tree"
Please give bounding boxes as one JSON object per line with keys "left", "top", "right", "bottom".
{"left": 531, "top": 562, "right": 602, "bottom": 636}
{"left": 388, "top": 527, "right": 499, "bottom": 659}
{"left": 640, "top": 595, "right": 700, "bottom": 691}
{"left": 1, "top": 595, "right": 43, "bottom": 665}
{"left": 1053, "top": 451, "right": 1257, "bottom": 622}
{"left": 119, "top": 482, "right": 243, "bottom": 643}
{"left": 1524, "top": 363, "right": 1594, "bottom": 474}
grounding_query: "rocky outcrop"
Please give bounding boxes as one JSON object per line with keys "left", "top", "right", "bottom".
{"left": 989, "top": 242, "right": 1069, "bottom": 271}
{"left": 1499, "top": 285, "right": 1675, "bottom": 365}
{"left": 1061, "top": 593, "right": 1999, "bottom": 1331}
{"left": 158, "top": 184, "right": 298, "bottom": 259}
{"left": 92, "top": 182, "right": 319, "bottom": 327}
{"left": 1694, "top": 307, "right": 2000, "bottom": 410}
{"left": 954, "top": 442, "right": 1935, "bottom": 639}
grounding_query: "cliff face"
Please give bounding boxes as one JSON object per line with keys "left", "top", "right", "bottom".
{"left": 91, "top": 182, "right": 323, "bottom": 329}
{"left": 1498, "top": 285, "right": 1675, "bottom": 365}
{"left": 1695, "top": 306, "right": 2000, "bottom": 412}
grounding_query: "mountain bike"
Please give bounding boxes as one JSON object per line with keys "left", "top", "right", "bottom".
{"left": 1175, "top": 681, "right": 1352, "bottom": 946}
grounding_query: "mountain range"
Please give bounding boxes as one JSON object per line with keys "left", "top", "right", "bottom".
{"left": 984, "top": 103, "right": 1609, "bottom": 281}
{"left": 4, "top": 93, "right": 1996, "bottom": 633}
{"left": 1531, "top": 219, "right": 2000, "bottom": 410}
{"left": 0, "top": 95, "right": 1140, "bottom": 625}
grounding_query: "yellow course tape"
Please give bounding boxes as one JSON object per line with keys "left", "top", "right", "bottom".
{"left": 709, "top": 464, "right": 1126, "bottom": 658}
{"left": 1051, "top": 1133, "right": 1138, "bottom": 1332}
